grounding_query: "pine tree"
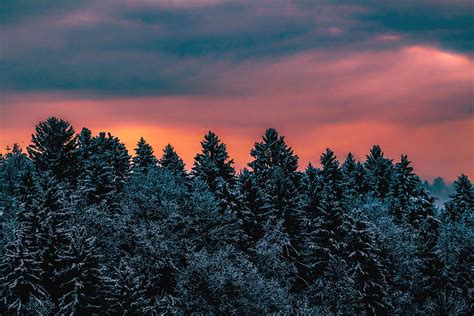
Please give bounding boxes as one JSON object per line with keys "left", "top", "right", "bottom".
{"left": 105, "top": 260, "right": 151, "bottom": 315}
{"left": 76, "top": 132, "right": 130, "bottom": 211}
{"left": 0, "top": 144, "right": 33, "bottom": 245}
{"left": 319, "top": 149, "right": 344, "bottom": 199}
{"left": 444, "top": 174, "right": 473, "bottom": 222}
{"left": 247, "top": 129, "right": 303, "bottom": 233}
{"left": 440, "top": 174, "right": 473, "bottom": 313}
{"left": 248, "top": 128, "right": 298, "bottom": 180}
{"left": 0, "top": 239, "right": 47, "bottom": 314}
{"left": 192, "top": 131, "right": 236, "bottom": 213}
{"left": 104, "top": 133, "right": 131, "bottom": 194}
{"left": 159, "top": 144, "right": 187, "bottom": 180}
{"left": 57, "top": 229, "right": 104, "bottom": 315}
{"left": 416, "top": 214, "right": 447, "bottom": 313}
{"left": 389, "top": 155, "right": 424, "bottom": 223}
{"left": 341, "top": 152, "right": 366, "bottom": 201}
{"left": 303, "top": 149, "right": 352, "bottom": 303}
{"left": 27, "top": 117, "right": 78, "bottom": 183}
{"left": 347, "top": 216, "right": 391, "bottom": 314}
{"left": 1, "top": 170, "right": 47, "bottom": 314}
{"left": 37, "top": 175, "right": 71, "bottom": 310}
{"left": 235, "top": 168, "right": 269, "bottom": 244}
{"left": 132, "top": 137, "right": 157, "bottom": 173}
{"left": 193, "top": 131, "right": 235, "bottom": 192}
{"left": 77, "top": 148, "right": 117, "bottom": 210}
{"left": 364, "top": 145, "right": 394, "bottom": 199}
{"left": 16, "top": 169, "right": 44, "bottom": 258}
{"left": 247, "top": 129, "right": 304, "bottom": 277}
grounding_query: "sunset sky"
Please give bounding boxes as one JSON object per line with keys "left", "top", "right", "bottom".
{"left": 1, "top": 0, "right": 472, "bottom": 181}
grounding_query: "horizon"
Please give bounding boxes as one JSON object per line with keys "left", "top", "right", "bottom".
{"left": 0, "top": 115, "right": 467, "bottom": 184}
{"left": 1, "top": 0, "right": 473, "bottom": 181}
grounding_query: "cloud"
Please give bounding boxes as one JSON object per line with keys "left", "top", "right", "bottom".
{"left": 1, "top": 0, "right": 472, "bottom": 97}
{"left": 1, "top": 1, "right": 472, "bottom": 180}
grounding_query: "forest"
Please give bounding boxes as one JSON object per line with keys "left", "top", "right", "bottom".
{"left": 0, "top": 117, "right": 472, "bottom": 315}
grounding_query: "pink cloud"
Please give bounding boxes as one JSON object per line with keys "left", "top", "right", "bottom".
{"left": 1, "top": 45, "right": 472, "bottom": 180}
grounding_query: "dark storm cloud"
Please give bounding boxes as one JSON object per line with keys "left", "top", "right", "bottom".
{"left": 0, "top": 0, "right": 472, "bottom": 97}
{"left": 349, "top": 0, "right": 474, "bottom": 53}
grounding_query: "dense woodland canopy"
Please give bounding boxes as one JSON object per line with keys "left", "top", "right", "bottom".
{"left": 0, "top": 117, "right": 472, "bottom": 315}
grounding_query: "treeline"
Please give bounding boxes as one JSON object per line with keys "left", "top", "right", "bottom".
{"left": 0, "top": 117, "right": 472, "bottom": 315}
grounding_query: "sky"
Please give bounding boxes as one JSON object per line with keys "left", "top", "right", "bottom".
{"left": 1, "top": 0, "right": 473, "bottom": 181}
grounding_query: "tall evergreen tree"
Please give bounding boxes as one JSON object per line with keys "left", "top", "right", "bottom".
{"left": 347, "top": 216, "right": 391, "bottom": 314}
{"left": 247, "top": 129, "right": 304, "bottom": 273}
{"left": 303, "top": 149, "right": 352, "bottom": 305}
{"left": 132, "top": 137, "right": 157, "bottom": 173}
{"left": 248, "top": 128, "right": 298, "bottom": 180}
{"left": 444, "top": 174, "right": 473, "bottom": 222}
{"left": 37, "top": 175, "right": 71, "bottom": 310}
{"left": 159, "top": 144, "right": 187, "bottom": 180}
{"left": 389, "top": 155, "right": 424, "bottom": 223}
{"left": 193, "top": 131, "right": 235, "bottom": 192}
{"left": 193, "top": 131, "right": 236, "bottom": 213}
{"left": 0, "top": 171, "right": 46, "bottom": 314}
{"left": 0, "top": 239, "right": 47, "bottom": 314}
{"left": 105, "top": 260, "right": 149, "bottom": 315}
{"left": 364, "top": 145, "right": 394, "bottom": 199}
{"left": 76, "top": 132, "right": 130, "bottom": 211}
{"left": 341, "top": 152, "right": 366, "bottom": 201}
{"left": 57, "top": 229, "right": 104, "bottom": 315}
{"left": 27, "top": 117, "right": 78, "bottom": 183}
{"left": 416, "top": 214, "right": 447, "bottom": 313}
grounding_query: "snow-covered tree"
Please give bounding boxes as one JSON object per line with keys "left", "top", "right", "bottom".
{"left": 247, "top": 129, "right": 304, "bottom": 264}
{"left": 76, "top": 131, "right": 130, "bottom": 212}
{"left": 193, "top": 131, "right": 235, "bottom": 193}
{"left": 346, "top": 215, "right": 391, "bottom": 314}
{"left": 27, "top": 117, "right": 78, "bottom": 183}
{"left": 444, "top": 174, "right": 473, "bottom": 223}
{"left": 37, "top": 175, "right": 71, "bottom": 310}
{"left": 132, "top": 137, "right": 157, "bottom": 173}
{"left": 364, "top": 145, "right": 394, "bottom": 199}
{"left": 105, "top": 260, "right": 150, "bottom": 315}
{"left": 341, "top": 152, "right": 366, "bottom": 201}
{"left": 389, "top": 155, "right": 424, "bottom": 223}
{"left": 159, "top": 144, "right": 187, "bottom": 181}
{"left": 0, "top": 239, "right": 47, "bottom": 315}
{"left": 57, "top": 229, "right": 104, "bottom": 315}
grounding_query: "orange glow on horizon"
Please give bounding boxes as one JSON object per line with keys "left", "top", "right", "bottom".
{"left": 1, "top": 45, "right": 472, "bottom": 182}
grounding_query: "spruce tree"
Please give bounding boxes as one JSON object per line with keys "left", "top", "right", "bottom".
{"left": 347, "top": 216, "right": 391, "bottom": 314}
{"left": 247, "top": 128, "right": 302, "bottom": 233}
{"left": 0, "top": 239, "right": 47, "bottom": 314}
{"left": 76, "top": 132, "right": 130, "bottom": 211}
{"left": 159, "top": 144, "right": 187, "bottom": 180}
{"left": 416, "top": 214, "right": 447, "bottom": 313}
{"left": 27, "top": 117, "right": 78, "bottom": 183}
{"left": 57, "top": 229, "right": 104, "bottom": 315}
{"left": 235, "top": 168, "right": 269, "bottom": 243}
{"left": 304, "top": 149, "right": 352, "bottom": 303}
{"left": 248, "top": 128, "right": 298, "bottom": 180}
{"left": 444, "top": 174, "right": 473, "bottom": 222}
{"left": 1, "top": 171, "right": 47, "bottom": 314}
{"left": 132, "top": 137, "right": 157, "bottom": 173}
{"left": 364, "top": 145, "right": 394, "bottom": 199}
{"left": 247, "top": 129, "right": 304, "bottom": 276}
{"left": 390, "top": 155, "right": 424, "bottom": 223}
{"left": 341, "top": 152, "right": 366, "bottom": 201}
{"left": 192, "top": 131, "right": 236, "bottom": 212}
{"left": 192, "top": 131, "right": 235, "bottom": 192}
{"left": 37, "top": 174, "right": 71, "bottom": 310}
{"left": 105, "top": 260, "right": 149, "bottom": 315}
{"left": 440, "top": 174, "right": 473, "bottom": 312}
